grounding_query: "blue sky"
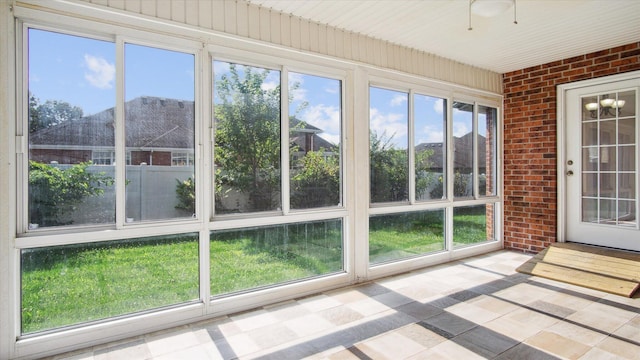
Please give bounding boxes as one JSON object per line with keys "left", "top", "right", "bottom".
{"left": 29, "top": 28, "right": 481, "bottom": 148}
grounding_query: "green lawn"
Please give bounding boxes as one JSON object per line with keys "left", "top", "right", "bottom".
{"left": 21, "top": 212, "right": 490, "bottom": 333}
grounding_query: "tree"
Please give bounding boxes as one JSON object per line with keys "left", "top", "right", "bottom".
{"left": 370, "top": 130, "right": 434, "bottom": 202}
{"left": 29, "top": 161, "right": 115, "bottom": 227}
{"left": 29, "top": 93, "right": 83, "bottom": 133}
{"left": 291, "top": 149, "right": 340, "bottom": 208}
{"left": 214, "top": 64, "right": 281, "bottom": 213}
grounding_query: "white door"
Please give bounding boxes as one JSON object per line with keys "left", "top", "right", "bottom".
{"left": 565, "top": 76, "right": 640, "bottom": 251}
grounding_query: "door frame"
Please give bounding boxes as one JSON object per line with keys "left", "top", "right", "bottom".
{"left": 557, "top": 70, "right": 640, "bottom": 243}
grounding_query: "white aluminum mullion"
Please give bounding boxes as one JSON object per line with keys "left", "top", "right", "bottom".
{"left": 115, "top": 37, "right": 126, "bottom": 229}
{"left": 445, "top": 95, "right": 455, "bottom": 253}
{"left": 473, "top": 102, "right": 479, "bottom": 200}
{"left": 408, "top": 90, "right": 416, "bottom": 204}
{"left": 197, "top": 46, "right": 211, "bottom": 308}
{"left": 281, "top": 67, "right": 290, "bottom": 215}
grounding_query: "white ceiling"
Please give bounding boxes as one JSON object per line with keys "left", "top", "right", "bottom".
{"left": 245, "top": 0, "right": 640, "bottom": 74}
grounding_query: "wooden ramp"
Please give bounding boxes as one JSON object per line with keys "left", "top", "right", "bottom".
{"left": 516, "top": 242, "right": 640, "bottom": 298}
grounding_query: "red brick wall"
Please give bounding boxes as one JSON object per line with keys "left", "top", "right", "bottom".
{"left": 503, "top": 42, "right": 640, "bottom": 253}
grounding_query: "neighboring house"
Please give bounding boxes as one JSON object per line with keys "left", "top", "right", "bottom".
{"left": 415, "top": 133, "right": 487, "bottom": 173}
{"left": 29, "top": 98, "right": 335, "bottom": 167}
{"left": 29, "top": 96, "right": 196, "bottom": 167}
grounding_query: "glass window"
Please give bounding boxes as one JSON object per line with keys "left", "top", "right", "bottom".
{"left": 213, "top": 61, "right": 281, "bottom": 214}
{"left": 21, "top": 233, "right": 199, "bottom": 334}
{"left": 479, "top": 105, "right": 498, "bottom": 197}
{"left": 369, "top": 210, "right": 445, "bottom": 264}
{"left": 210, "top": 219, "right": 343, "bottom": 297}
{"left": 92, "top": 150, "right": 115, "bottom": 165}
{"left": 453, "top": 102, "right": 474, "bottom": 198}
{"left": 124, "top": 44, "right": 195, "bottom": 222}
{"left": 414, "top": 94, "right": 446, "bottom": 201}
{"left": 453, "top": 204, "right": 495, "bottom": 248}
{"left": 172, "top": 152, "right": 194, "bottom": 167}
{"left": 28, "top": 29, "right": 116, "bottom": 228}
{"left": 369, "top": 87, "right": 409, "bottom": 203}
{"left": 289, "top": 72, "right": 342, "bottom": 209}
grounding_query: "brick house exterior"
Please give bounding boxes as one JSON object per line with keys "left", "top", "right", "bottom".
{"left": 503, "top": 42, "right": 640, "bottom": 253}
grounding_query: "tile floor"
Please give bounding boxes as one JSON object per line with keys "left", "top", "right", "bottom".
{"left": 46, "top": 250, "right": 640, "bottom": 360}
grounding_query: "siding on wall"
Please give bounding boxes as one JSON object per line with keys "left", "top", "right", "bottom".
{"left": 80, "top": 0, "right": 502, "bottom": 93}
{"left": 503, "top": 42, "right": 640, "bottom": 253}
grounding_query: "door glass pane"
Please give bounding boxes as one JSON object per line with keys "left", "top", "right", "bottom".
{"left": 414, "top": 94, "right": 446, "bottom": 201}
{"left": 213, "top": 61, "right": 281, "bottom": 214}
{"left": 581, "top": 89, "right": 637, "bottom": 227}
{"left": 210, "top": 219, "right": 343, "bottom": 297}
{"left": 28, "top": 29, "right": 116, "bottom": 229}
{"left": 478, "top": 105, "right": 497, "bottom": 197}
{"left": 124, "top": 44, "right": 195, "bottom": 222}
{"left": 452, "top": 102, "right": 474, "bottom": 198}
{"left": 369, "top": 209, "right": 445, "bottom": 265}
{"left": 369, "top": 87, "right": 409, "bottom": 203}
{"left": 21, "top": 233, "right": 199, "bottom": 334}
{"left": 289, "top": 73, "right": 342, "bottom": 209}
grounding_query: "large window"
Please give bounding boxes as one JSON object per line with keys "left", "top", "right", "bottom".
{"left": 210, "top": 219, "right": 343, "bottom": 296}
{"left": 28, "top": 29, "right": 116, "bottom": 228}
{"left": 21, "top": 233, "right": 199, "bottom": 334}
{"left": 124, "top": 44, "right": 195, "bottom": 222}
{"left": 13, "top": 14, "right": 500, "bottom": 355}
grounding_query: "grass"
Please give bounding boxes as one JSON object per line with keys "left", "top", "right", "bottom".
{"left": 21, "top": 212, "right": 491, "bottom": 334}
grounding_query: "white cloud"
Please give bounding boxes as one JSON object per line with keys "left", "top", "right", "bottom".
{"left": 369, "top": 107, "right": 408, "bottom": 148}
{"left": 390, "top": 94, "right": 407, "bottom": 107}
{"left": 417, "top": 125, "right": 444, "bottom": 144}
{"left": 213, "top": 61, "right": 230, "bottom": 76}
{"left": 83, "top": 54, "right": 115, "bottom": 89}
{"left": 433, "top": 98, "right": 444, "bottom": 114}
{"left": 299, "top": 104, "right": 341, "bottom": 145}
{"left": 453, "top": 122, "right": 470, "bottom": 137}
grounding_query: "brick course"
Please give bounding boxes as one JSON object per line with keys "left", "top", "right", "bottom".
{"left": 502, "top": 42, "right": 640, "bottom": 253}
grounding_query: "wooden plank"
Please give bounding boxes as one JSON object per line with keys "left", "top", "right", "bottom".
{"left": 528, "top": 262, "right": 639, "bottom": 297}
{"left": 542, "top": 248, "right": 640, "bottom": 281}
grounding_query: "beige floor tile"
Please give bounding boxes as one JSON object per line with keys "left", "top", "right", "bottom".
{"left": 358, "top": 331, "right": 426, "bottom": 359}
{"left": 613, "top": 314, "right": 640, "bottom": 343}
{"left": 221, "top": 333, "right": 261, "bottom": 358}
{"left": 324, "top": 287, "right": 370, "bottom": 304}
{"left": 546, "top": 320, "right": 608, "bottom": 346}
{"left": 567, "top": 302, "right": 637, "bottom": 333}
{"left": 418, "top": 338, "right": 487, "bottom": 360}
{"left": 230, "top": 309, "right": 279, "bottom": 332}
{"left": 396, "top": 323, "right": 447, "bottom": 349}
{"left": 445, "top": 300, "right": 504, "bottom": 325}
{"left": 298, "top": 294, "right": 343, "bottom": 312}
{"left": 146, "top": 330, "right": 201, "bottom": 358}
{"left": 493, "top": 282, "right": 557, "bottom": 305}
{"left": 595, "top": 336, "right": 640, "bottom": 360}
{"left": 525, "top": 330, "right": 591, "bottom": 359}
{"left": 153, "top": 344, "right": 221, "bottom": 360}
{"left": 348, "top": 296, "right": 392, "bottom": 317}
{"left": 283, "top": 312, "right": 336, "bottom": 338}
{"left": 579, "top": 347, "right": 628, "bottom": 360}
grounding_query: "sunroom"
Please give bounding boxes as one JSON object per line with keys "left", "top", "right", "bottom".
{"left": 0, "top": 0, "right": 639, "bottom": 359}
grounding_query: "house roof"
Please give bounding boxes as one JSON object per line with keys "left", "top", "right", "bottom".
{"left": 30, "top": 96, "right": 195, "bottom": 149}
{"left": 30, "top": 97, "right": 336, "bottom": 152}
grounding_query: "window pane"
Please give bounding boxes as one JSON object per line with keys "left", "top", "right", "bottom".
{"left": 414, "top": 94, "right": 446, "bottom": 201}
{"left": 28, "top": 29, "right": 116, "bottom": 228}
{"left": 21, "top": 233, "right": 199, "bottom": 334}
{"left": 213, "top": 62, "right": 281, "bottom": 214}
{"left": 210, "top": 219, "right": 343, "bottom": 296}
{"left": 453, "top": 204, "right": 495, "bottom": 248}
{"left": 479, "top": 105, "right": 497, "bottom": 197}
{"left": 289, "top": 73, "right": 342, "bottom": 209}
{"left": 453, "top": 102, "right": 474, "bottom": 198}
{"left": 125, "top": 44, "right": 195, "bottom": 222}
{"left": 370, "top": 87, "right": 409, "bottom": 203}
{"left": 369, "top": 210, "right": 445, "bottom": 265}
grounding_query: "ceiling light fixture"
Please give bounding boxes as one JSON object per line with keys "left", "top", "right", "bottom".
{"left": 585, "top": 96, "right": 625, "bottom": 118}
{"left": 468, "top": 0, "right": 518, "bottom": 31}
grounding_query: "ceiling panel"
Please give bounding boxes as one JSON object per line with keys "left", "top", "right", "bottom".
{"left": 246, "top": 0, "right": 640, "bottom": 73}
